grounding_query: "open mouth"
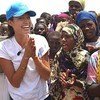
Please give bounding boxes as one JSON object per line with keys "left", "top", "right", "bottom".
{"left": 62, "top": 44, "right": 68, "bottom": 49}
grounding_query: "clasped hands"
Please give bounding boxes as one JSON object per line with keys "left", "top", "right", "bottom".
{"left": 24, "top": 37, "right": 37, "bottom": 59}
{"left": 59, "top": 69, "right": 77, "bottom": 88}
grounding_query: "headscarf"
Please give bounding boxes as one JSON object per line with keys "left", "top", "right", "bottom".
{"left": 62, "top": 24, "right": 84, "bottom": 48}
{"left": 57, "top": 13, "right": 70, "bottom": 19}
{"left": 76, "top": 11, "right": 99, "bottom": 35}
{"left": 76, "top": 11, "right": 97, "bottom": 25}
{"left": 69, "top": 0, "right": 85, "bottom": 10}
{"left": 61, "top": 24, "right": 89, "bottom": 69}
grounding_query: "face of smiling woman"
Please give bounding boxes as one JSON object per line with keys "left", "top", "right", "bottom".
{"left": 78, "top": 19, "right": 97, "bottom": 41}
{"left": 60, "top": 31, "right": 75, "bottom": 52}
{"left": 8, "top": 13, "right": 32, "bottom": 37}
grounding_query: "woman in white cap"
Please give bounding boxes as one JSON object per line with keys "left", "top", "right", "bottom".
{"left": 0, "top": 1, "right": 51, "bottom": 100}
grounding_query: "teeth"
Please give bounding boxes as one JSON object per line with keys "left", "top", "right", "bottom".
{"left": 62, "top": 44, "right": 66, "bottom": 46}
{"left": 23, "top": 26, "right": 29, "bottom": 28}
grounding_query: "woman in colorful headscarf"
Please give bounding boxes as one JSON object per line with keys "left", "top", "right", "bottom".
{"left": 76, "top": 11, "right": 100, "bottom": 55}
{"left": 65, "top": 0, "right": 85, "bottom": 23}
{"left": 49, "top": 24, "right": 90, "bottom": 100}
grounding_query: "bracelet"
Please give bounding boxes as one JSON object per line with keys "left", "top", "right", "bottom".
{"left": 33, "top": 56, "right": 39, "bottom": 60}
{"left": 20, "top": 66, "right": 26, "bottom": 71}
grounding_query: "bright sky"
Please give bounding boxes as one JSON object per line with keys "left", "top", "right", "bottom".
{"left": 0, "top": 0, "right": 68, "bottom": 15}
{"left": 0, "top": 0, "right": 100, "bottom": 23}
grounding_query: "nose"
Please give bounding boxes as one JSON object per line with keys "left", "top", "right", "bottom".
{"left": 84, "top": 25, "right": 90, "bottom": 30}
{"left": 62, "top": 37, "right": 65, "bottom": 41}
{"left": 38, "top": 29, "right": 42, "bottom": 32}
{"left": 61, "top": 37, "right": 66, "bottom": 42}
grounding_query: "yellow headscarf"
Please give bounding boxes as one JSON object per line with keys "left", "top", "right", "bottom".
{"left": 69, "top": 0, "right": 85, "bottom": 10}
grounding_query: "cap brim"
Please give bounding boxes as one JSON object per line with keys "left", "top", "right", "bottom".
{"left": 27, "top": 10, "right": 36, "bottom": 17}
{"left": 13, "top": 10, "right": 36, "bottom": 17}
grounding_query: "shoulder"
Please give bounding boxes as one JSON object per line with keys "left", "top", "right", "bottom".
{"left": 80, "top": 49, "right": 89, "bottom": 53}
{"left": 0, "top": 37, "right": 14, "bottom": 60}
{"left": 0, "top": 37, "right": 16, "bottom": 58}
{"left": 82, "top": 50, "right": 91, "bottom": 62}
{"left": 77, "top": 49, "right": 90, "bottom": 57}
{"left": 0, "top": 37, "right": 13, "bottom": 48}
{"left": 91, "top": 50, "right": 99, "bottom": 59}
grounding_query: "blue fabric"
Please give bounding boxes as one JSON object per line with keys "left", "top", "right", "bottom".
{"left": 6, "top": 2, "right": 36, "bottom": 20}
{"left": 76, "top": 11, "right": 97, "bottom": 25}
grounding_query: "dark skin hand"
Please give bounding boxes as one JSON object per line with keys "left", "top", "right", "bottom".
{"left": 59, "top": 69, "right": 77, "bottom": 87}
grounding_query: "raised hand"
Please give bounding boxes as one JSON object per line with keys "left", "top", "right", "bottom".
{"left": 24, "top": 37, "right": 36, "bottom": 58}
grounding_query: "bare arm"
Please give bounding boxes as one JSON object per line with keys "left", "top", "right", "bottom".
{"left": 0, "top": 54, "right": 29, "bottom": 88}
{"left": 33, "top": 52, "right": 51, "bottom": 80}
{"left": 0, "top": 38, "right": 34, "bottom": 88}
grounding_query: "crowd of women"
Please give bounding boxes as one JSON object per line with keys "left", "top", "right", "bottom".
{"left": 0, "top": 0, "right": 100, "bottom": 100}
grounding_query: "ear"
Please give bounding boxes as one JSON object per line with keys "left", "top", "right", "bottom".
{"left": 8, "top": 20, "right": 13, "bottom": 27}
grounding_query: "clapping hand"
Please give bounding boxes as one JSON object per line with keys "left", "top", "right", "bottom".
{"left": 24, "top": 37, "right": 36, "bottom": 58}
{"left": 60, "top": 69, "right": 76, "bottom": 88}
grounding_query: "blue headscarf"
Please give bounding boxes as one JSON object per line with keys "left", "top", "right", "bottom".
{"left": 76, "top": 11, "right": 97, "bottom": 25}
{"left": 76, "top": 11, "right": 99, "bottom": 35}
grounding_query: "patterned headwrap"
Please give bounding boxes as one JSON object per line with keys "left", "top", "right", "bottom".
{"left": 69, "top": 0, "right": 85, "bottom": 10}
{"left": 62, "top": 24, "right": 84, "bottom": 49}
{"left": 61, "top": 24, "right": 89, "bottom": 69}
{"left": 76, "top": 11, "right": 99, "bottom": 35}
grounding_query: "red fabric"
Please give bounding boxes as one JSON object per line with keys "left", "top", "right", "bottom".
{"left": 58, "top": 13, "right": 69, "bottom": 19}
